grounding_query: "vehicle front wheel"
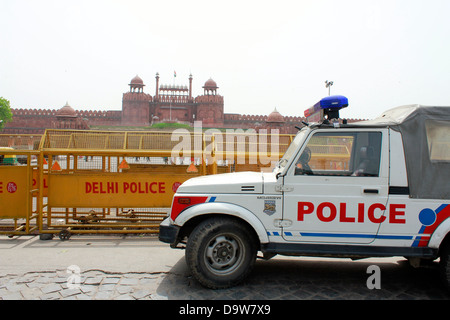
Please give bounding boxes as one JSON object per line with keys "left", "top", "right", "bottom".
{"left": 185, "top": 216, "right": 257, "bottom": 289}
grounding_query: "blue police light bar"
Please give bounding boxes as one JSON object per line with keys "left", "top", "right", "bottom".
{"left": 304, "top": 95, "right": 349, "bottom": 122}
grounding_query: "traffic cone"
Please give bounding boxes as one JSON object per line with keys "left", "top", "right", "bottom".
{"left": 187, "top": 162, "right": 198, "bottom": 173}
{"left": 118, "top": 159, "right": 130, "bottom": 170}
{"left": 51, "top": 161, "right": 61, "bottom": 171}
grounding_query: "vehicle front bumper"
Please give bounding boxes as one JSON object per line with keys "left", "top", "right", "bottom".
{"left": 158, "top": 218, "right": 180, "bottom": 245}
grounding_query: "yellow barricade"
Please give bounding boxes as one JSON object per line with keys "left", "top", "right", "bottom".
{"left": 48, "top": 173, "right": 191, "bottom": 208}
{"left": 1, "top": 129, "right": 294, "bottom": 239}
{"left": 0, "top": 166, "right": 29, "bottom": 218}
{"left": 37, "top": 129, "right": 206, "bottom": 239}
{"left": 0, "top": 140, "right": 41, "bottom": 236}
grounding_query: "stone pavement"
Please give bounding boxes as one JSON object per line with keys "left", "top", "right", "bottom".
{"left": 0, "top": 235, "right": 449, "bottom": 300}
{"left": 0, "top": 269, "right": 168, "bottom": 300}
{"left": 1, "top": 258, "right": 449, "bottom": 300}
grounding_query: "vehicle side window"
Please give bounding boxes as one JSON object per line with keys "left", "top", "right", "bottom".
{"left": 294, "top": 131, "right": 382, "bottom": 177}
{"left": 425, "top": 120, "right": 450, "bottom": 161}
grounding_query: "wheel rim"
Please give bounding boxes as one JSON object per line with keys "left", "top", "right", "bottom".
{"left": 204, "top": 234, "right": 245, "bottom": 276}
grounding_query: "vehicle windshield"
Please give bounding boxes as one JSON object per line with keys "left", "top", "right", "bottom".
{"left": 274, "top": 127, "right": 310, "bottom": 173}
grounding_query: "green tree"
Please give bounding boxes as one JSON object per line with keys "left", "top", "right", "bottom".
{"left": 0, "top": 97, "right": 13, "bottom": 130}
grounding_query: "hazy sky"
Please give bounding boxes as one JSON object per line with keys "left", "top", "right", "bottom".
{"left": 1, "top": 0, "right": 449, "bottom": 120}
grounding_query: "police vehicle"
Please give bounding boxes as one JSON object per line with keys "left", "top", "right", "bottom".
{"left": 159, "top": 96, "right": 450, "bottom": 289}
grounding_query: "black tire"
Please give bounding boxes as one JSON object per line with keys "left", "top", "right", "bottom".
{"left": 39, "top": 233, "right": 54, "bottom": 241}
{"left": 59, "top": 229, "right": 71, "bottom": 241}
{"left": 440, "top": 243, "right": 450, "bottom": 291}
{"left": 185, "top": 216, "right": 257, "bottom": 289}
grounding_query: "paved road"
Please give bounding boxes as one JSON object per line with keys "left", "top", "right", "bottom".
{"left": 0, "top": 234, "right": 449, "bottom": 300}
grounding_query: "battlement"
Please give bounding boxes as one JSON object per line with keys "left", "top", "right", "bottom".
{"left": 11, "top": 108, "right": 122, "bottom": 119}
{"left": 195, "top": 95, "right": 224, "bottom": 104}
{"left": 122, "top": 92, "right": 152, "bottom": 102}
{"left": 77, "top": 110, "right": 122, "bottom": 119}
{"left": 11, "top": 108, "right": 57, "bottom": 116}
{"left": 224, "top": 114, "right": 304, "bottom": 122}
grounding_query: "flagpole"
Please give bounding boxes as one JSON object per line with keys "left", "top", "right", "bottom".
{"left": 170, "top": 71, "right": 177, "bottom": 122}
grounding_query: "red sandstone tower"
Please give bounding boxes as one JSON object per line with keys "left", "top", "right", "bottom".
{"left": 121, "top": 75, "right": 152, "bottom": 126}
{"left": 195, "top": 78, "right": 224, "bottom": 126}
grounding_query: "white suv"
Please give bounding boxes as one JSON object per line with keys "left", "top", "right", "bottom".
{"left": 160, "top": 100, "right": 450, "bottom": 290}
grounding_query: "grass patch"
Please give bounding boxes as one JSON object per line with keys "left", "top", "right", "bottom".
{"left": 150, "top": 122, "right": 192, "bottom": 129}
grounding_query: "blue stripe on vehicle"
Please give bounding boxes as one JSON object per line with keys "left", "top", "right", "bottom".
{"left": 412, "top": 236, "right": 421, "bottom": 247}
{"left": 267, "top": 231, "right": 412, "bottom": 240}
{"left": 208, "top": 196, "right": 216, "bottom": 202}
{"left": 299, "top": 232, "right": 412, "bottom": 240}
{"left": 375, "top": 234, "right": 413, "bottom": 240}
{"left": 436, "top": 204, "right": 448, "bottom": 214}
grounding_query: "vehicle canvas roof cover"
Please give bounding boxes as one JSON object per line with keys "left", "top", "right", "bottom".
{"left": 357, "top": 105, "right": 450, "bottom": 199}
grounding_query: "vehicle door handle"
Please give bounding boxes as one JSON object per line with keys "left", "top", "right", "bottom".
{"left": 364, "top": 189, "right": 379, "bottom": 194}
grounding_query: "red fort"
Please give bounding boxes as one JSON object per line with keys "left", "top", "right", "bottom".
{"left": 2, "top": 74, "right": 330, "bottom": 134}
